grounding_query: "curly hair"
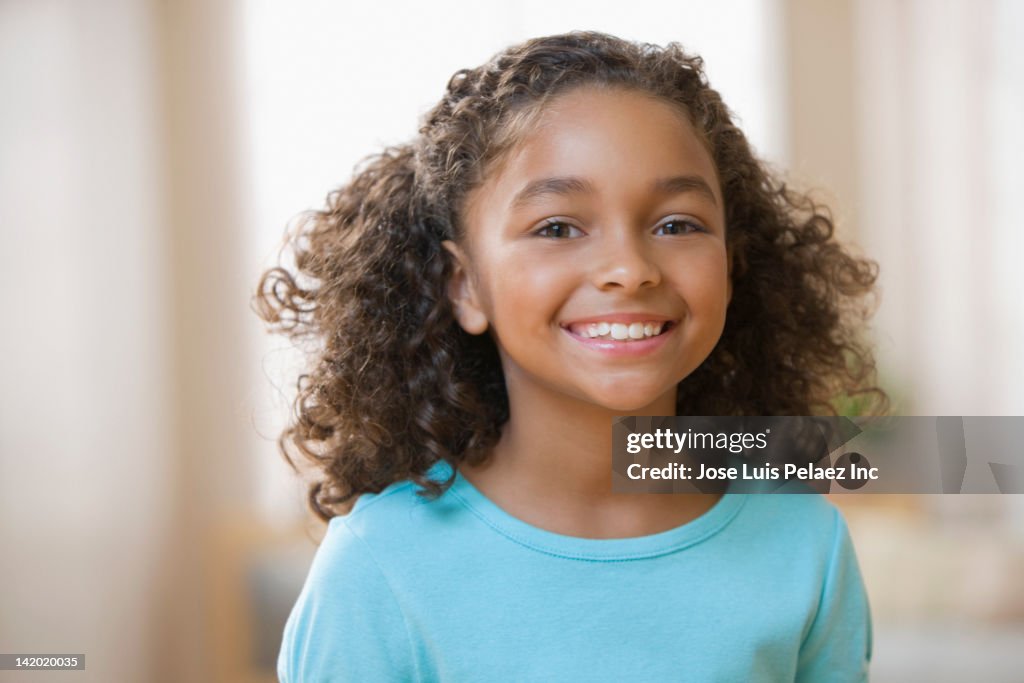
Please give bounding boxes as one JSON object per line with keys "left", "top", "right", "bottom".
{"left": 254, "top": 30, "right": 887, "bottom": 522}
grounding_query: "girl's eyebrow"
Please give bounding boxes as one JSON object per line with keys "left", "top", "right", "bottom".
{"left": 510, "top": 174, "right": 719, "bottom": 209}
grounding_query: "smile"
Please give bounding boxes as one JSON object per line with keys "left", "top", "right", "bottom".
{"left": 560, "top": 319, "right": 678, "bottom": 356}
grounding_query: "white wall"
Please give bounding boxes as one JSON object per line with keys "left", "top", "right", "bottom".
{"left": 0, "top": 1, "right": 170, "bottom": 681}
{"left": 855, "top": 0, "right": 1024, "bottom": 415}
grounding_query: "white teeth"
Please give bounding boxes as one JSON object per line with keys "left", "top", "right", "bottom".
{"left": 571, "top": 320, "right": 669, "bottom": 340}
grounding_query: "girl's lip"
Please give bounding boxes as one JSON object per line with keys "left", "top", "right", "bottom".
{"left": 561, "top": 321, "right": 677, "bottom": 356}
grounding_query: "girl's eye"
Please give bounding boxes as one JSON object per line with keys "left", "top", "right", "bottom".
{"left": 534, "top": 220, "right": 583, "bottom": 239}
{"left": 655, "top": 218, "right": 706, "bottom": 236}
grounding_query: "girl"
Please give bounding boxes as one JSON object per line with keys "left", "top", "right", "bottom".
{"left": 258, "top": 31, "right": 885, "bottom": 682}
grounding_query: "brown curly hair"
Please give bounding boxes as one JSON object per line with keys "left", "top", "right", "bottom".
{"left": 254, "top": 30, "right": 887, "bottom": 522}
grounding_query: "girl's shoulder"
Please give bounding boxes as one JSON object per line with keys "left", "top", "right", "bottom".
{"left": 280, "top": 479, "right": 431, "bottom": 682}
{"left": 733, "top": 491, "right": 860, "bottom": 565}
{"left": 329, "top": 459, "right": 461, "bottom": 546}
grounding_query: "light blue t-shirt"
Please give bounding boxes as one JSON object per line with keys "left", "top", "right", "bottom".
{"left": 278, "top": 460, "right": 871, "bottom": 682}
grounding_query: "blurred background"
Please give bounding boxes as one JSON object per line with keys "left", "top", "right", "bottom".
{"left": 1, "top": 0, "right": 1023, "bottom": 680}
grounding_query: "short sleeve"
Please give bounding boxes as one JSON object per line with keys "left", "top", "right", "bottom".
{"left": 795, "top": 507, "right": 872, "bottom": 683}
{"left": 277, "top": 517, "right": 416, "bottom": 682}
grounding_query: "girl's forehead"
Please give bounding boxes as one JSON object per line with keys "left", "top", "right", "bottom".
{"left": 484, "top": 86, "right": 721, "bottom": 204}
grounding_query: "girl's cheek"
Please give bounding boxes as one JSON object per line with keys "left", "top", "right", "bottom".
{"left": 672, "top": 262, "right": 730, "bottom": 310}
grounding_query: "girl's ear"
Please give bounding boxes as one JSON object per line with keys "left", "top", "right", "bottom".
{"left": 441, "top": 239, "right": 489, "bottom": 335}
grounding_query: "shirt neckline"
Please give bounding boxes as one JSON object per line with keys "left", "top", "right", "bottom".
{"left": 426, "top": 460, "right": 747, "bottom": 562}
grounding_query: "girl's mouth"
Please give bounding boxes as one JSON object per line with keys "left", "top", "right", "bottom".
{"left": 560, "top": 320, "right": 678, "bottom": 356}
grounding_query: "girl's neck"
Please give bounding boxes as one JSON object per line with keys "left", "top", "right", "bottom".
{"left": 458, "top": 371, "right": 721, "bottom": 539}
{"left": 501, "top": 375, "right": 676, "bottom": 500}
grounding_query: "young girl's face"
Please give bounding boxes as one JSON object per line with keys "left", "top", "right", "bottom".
{"left": 445, "top": 85, "right": 730, "bottom": 413}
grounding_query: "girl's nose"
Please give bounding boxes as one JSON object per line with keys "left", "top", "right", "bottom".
{"left": 591, "top": 232, "right": 662, "bottom": 294}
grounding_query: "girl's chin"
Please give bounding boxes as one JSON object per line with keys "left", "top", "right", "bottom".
{"left": 583, "top": 389, "right": 677, "bottom": 414}
{"left": 596, "top": 401, "right": 674, "bottom": 414}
